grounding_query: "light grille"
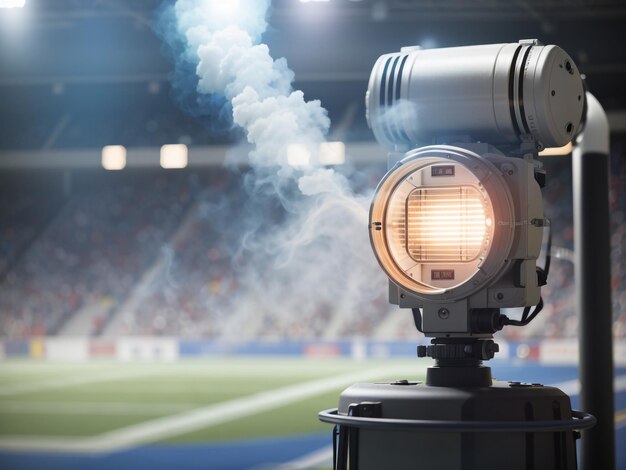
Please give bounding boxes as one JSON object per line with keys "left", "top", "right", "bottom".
{"left": 406, "top": 186, "right": 488, "bottom": 262}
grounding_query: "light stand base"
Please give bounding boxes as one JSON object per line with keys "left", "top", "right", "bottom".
{"left": 320, "top": 379, "right": 589, "bottom": 470}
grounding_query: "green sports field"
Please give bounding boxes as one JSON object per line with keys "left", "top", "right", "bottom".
{"left": 1, "top": 359, "right": 625, "bottom": 469}
{"left": 0, "top": 358, "right": 427, "bottom": 454}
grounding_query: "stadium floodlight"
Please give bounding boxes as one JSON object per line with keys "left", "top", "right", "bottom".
{"left": 366, "top": 41, "right": 582, "bottom": 342}
{"left": 101, "top": 145, "right": 127, "bottom": 171}
{"left": 319, "top": 141, "right": 346, "bottom": 165}
{"left": 160, "top": 144, "right": 188, "bottom": 169}
{"left": 320, "top": 40, "right": 596, "bottom": 470}
{"left": 287, "top": 143, "right": 311, "bottom": 167}
{"left": 369, "top": 146, "right": 538, "bottom": 311}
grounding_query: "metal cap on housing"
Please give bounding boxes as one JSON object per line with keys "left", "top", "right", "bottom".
{"left": 366, "top": 40, "right": 584, "bottom": 150}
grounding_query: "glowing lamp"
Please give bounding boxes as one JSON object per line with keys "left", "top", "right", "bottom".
{"left": 369, "top": 144, "right": 545, "bottom": 325}
{"left": 160, "top": 144, "right": 188, "bottom": 169}
{"left": 101, "top": 145, "right": 127, "bottom": 171}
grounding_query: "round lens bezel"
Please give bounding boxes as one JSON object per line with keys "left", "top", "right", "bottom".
{"left": 369, "top": 146, "right": 516, "bottom": 302}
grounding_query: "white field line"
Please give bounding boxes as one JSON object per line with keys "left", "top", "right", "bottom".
{"left": 0, "top": 401, "right": 196, "bottom": 415}
{"left": 0, "top": 369, "right": 157, "bottom": 397}
{"left": 271, "top": 445, "right": 333, "bottom": 470}
{"left": 29, "top": 388, "right": 258, "bottom": 395}
{"left": 0, "top": 365, "right": 414, "bottom": 454}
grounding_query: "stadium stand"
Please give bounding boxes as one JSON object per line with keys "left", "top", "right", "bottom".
{"left": 0, "top": 141, "right": 625, "bottom": 341}
{"left": 0, "top": 170, "right": 192, "bottom": 338}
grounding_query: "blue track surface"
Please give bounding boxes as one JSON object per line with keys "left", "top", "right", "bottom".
{"left": 1, "top": 363, "right": 624, "bottom": 470}
{"left": 0, "top": 433, "right": 330, "bottom": 470}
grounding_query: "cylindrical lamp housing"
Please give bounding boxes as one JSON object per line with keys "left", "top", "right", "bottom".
{"left": 366, "top": 41, "right": 584, "bottom": 150}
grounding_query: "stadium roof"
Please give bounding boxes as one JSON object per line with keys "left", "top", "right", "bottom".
{"left": 0, "top": 0, "right": 625, "bottom": 151}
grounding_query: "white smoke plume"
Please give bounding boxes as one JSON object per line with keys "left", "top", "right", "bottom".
{"left": 160, "top": 0, "right": 392, "bottom": 339}
{"left": 175, "top": 0, "right": 328, "bottom": 169}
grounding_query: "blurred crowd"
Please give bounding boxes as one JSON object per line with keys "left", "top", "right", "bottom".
{"left": 0, "top": 149, "right": 625, "bottom": 340}
{"left": 0, "top": 192, "right": 61, "bottom": 275}
{"left": 0, "top": 173, "right": 190, "bottom": 338}
{"left": 106, "top": 171, "right": 242, "bottom": 338}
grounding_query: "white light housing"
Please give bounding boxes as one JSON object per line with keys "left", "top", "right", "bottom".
{"left": 287, "top": 143, "right": 311, "bottom": 167}
{"left": 319, "top": 141, "right": 346, "bottom": 165}
{"left": 366, "top": 41, "right": 584, "bottom": 150}
{"left": 160, "top": 144, "right": 188, "bottom": 169}
{"left": 101, "top": 145, "right": 127, "bottom": 171}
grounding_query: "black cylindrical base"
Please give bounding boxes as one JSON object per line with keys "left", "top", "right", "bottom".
{"left": 324, "top": 380, "right": 582, "bottom": 470}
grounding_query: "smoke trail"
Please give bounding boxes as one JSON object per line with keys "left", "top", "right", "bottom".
{"left": 157, "top": 0, "right": 392, "bottom": 339}
{"left": 173, "top": 0, "right": 329, "bottom": 169}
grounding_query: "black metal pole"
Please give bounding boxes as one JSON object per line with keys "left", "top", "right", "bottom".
{"left": 572, "top": 104, "right": 615, "bottom": 468}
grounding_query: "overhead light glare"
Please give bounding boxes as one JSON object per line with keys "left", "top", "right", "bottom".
{"left": 0, "top": 0, "right": 25, "bottom": 8}
{"left": 212, "top": 0, "right": 240, "bottom": 16}
{"left": 160, "top": 144, "right": 188, "bottom": 169}
{"left": 319, "top": 141, "right": 346, "bottom": 165}
{"left": 287, "top": 143, "right": 311, "bottom": 167}
{"left": 101, "top": 145, "right": 127, "bottom": 171}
